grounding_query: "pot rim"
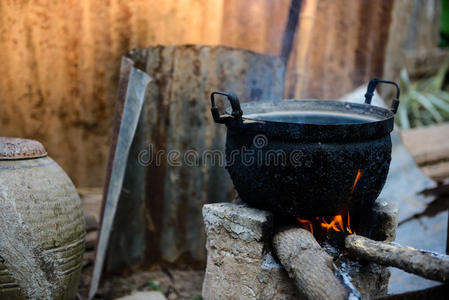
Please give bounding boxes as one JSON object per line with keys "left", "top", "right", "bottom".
{"left": 230, "top": 99, "right": 394, "bottom": 123}
{"left": 225, "top": 99, "right": 395, "bottom": 142}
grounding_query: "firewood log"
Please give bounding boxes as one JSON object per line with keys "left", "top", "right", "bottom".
{"left": 273, "top": 227, "right": 354, "bottom": 300}
{"left": 345, "top": 234, "right": 449, "bottom": 282}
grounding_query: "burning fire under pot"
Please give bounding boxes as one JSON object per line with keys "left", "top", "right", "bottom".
{"left": 296, "top": 168, "right": 361, "bottom": 241}
{"left": 203, "top": 79, "right": 449, "bottom": 299}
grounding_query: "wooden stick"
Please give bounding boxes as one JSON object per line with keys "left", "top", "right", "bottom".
{"left": 273, "top": 227, "right": 351, "bottom": 300}
{"left": 345, "top": 234, "right": 449, "bottom": 282}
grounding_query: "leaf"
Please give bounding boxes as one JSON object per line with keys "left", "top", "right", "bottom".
{"left": 148, "top": 279, "right": 162, "bottom": 291}
{"left": 411, "top": 91, "right": 443, "bottom": 121}
{"left": 437, "top": 91, "right": 449, "bottom": 102}
{"left": 410, "top": 98, "right": 423, "bottom": 127}
{"left": 433, "top": 57, "right": 449, "bottom": 90}
{"left": 397, "top": 101, "right": 410, "bottom": 129}
{"left": 426, "top": 93, "right": 449, "bottom": 113}
{"left": 400, "top": 69, "right": 411, "bottom": 91}
{"left": 422, "top": 111, "right": 434, "bottom": 126}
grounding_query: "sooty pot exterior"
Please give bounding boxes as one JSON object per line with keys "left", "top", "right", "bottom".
{"left": 225, "top": 129, "right": 391, "bottom": 217}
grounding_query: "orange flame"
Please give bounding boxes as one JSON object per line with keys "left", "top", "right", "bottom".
{"left": 320, "top": 215, "right": 344, "bottom": 233}
{"left": 346, "top": 212, "right": 353, "bottom": 233}
{"left": 297, "top": 211, "right": 355, "bottom": 241}
{"left": 296, "top": 217, "right": 314, "bottom": 235}
{"left": 319, "top": 212, "right": 354, "bottom": 235}
{"left": 295, "top": 169, "right": 362, "bottom": 240}
{"left": 351, "top": 169, "right": 363, "bottom": 193}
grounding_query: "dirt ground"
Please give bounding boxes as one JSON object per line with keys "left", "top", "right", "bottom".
{"left": 78, "top": 264, "right": 204, "bottom": 300}
{"left": 77, "top": 188, "right": 205, "bottom": 300}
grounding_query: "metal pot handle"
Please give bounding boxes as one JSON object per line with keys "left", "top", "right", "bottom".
{"left": 210, "top": 91, "right": 243, "bottom": 124}
{"left": 364, "top": 78, "right": 401, "bottom": 114}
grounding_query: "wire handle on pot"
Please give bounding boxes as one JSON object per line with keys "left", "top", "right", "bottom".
{"left": 210, "top": 91, "right": 243, "bottom": 124}
{"left": 364, "top": 78, "right": 401, "bottom": 114}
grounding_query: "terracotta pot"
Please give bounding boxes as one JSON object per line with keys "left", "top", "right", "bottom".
{"left": 0, "top": 137, "right": 86, "bottom": 299}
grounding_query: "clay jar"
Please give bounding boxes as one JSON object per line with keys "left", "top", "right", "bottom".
{"left": 0, "top": 137, "right": 86, "bottom": 299}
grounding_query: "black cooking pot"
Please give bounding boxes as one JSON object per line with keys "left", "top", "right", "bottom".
{"left": 211, "top": 79, "right": 400, "bottom": 217}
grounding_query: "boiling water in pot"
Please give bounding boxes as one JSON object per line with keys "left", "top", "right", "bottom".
{"left": 244, "top": 111, "right": 378, "bottom": 125}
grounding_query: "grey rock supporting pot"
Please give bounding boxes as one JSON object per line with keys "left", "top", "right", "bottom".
{"left": 0, "top": 137, "right": 86, "bottom": 299}
{"left": 210, "top": 79, "right": 400, "bottom": 218}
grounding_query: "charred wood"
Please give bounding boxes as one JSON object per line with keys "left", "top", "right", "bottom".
{"left": 345, "top": 234, "right": 449, "bottom": 283}
{"left": 273, "top": 227, "right": 355, "bottom": 300}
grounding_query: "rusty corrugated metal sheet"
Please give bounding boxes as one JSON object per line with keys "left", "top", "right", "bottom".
{"left": 106, "top": 45, "right": 285, "bottom": 270}
{"left": 0, "top": 0, "right": 396, "bottom": 187}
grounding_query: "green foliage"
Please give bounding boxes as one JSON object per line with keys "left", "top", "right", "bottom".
{"left": 397, "top": 59, "right": 449, "bottom": 129}
{"left": 148, "top": 279, "right": 162, "bottom": 291}
{"left": 190, "top": 296, "right": 203, "bottom": 300}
